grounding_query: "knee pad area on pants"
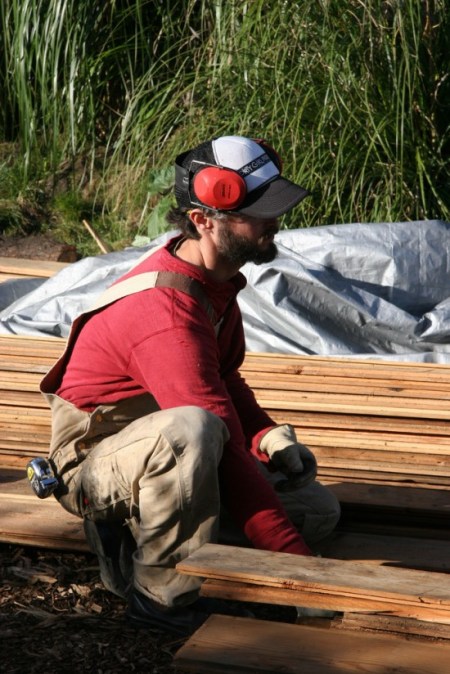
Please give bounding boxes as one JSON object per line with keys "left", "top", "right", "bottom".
{"left": 158, "top": 406, "right": 229, "bottom": 461}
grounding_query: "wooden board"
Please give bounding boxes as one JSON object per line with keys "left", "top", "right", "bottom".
{"left": 0, "top": 334, "right": 65, "bottom": 357}
{"left": 251, "top": 390, "right": 450, "bottom": 419}
{"left": 1, "top": 468, "right": 449, "bottom": 570}
{"left": 200, "top": 578, "right": 450, "bottom": 622}
{"left": 0, "top": 468, "right": 86, "bottom": 550}
{"left": 0, "top": 257, "right": 68, "bottom": 279}
{"left": 333, "top": 612, "right": 450, "bottom": 640}
{"left": 174, "top": 614, "right": 450, "bottom": 673}
{"left": 177, "top": 544, "right": 450, "bottom": 623}
{"left": 323, "top": 480, "right": 450, "bottom": 509}
{"left": 246, "top": 374, "right": 450, "bottom": 399}
{"left": 271, "top": 410, "right": 450, "bottom": 436}
{"left": 317, "top": 531, "right": 450, "bottom": 572}
{"left": 0, "top": 494, "right": 86, "bottom": 550}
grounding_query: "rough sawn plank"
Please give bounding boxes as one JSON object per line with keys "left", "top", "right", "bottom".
{"left": 174, "top": 614, "right": 450, "bottom": 673}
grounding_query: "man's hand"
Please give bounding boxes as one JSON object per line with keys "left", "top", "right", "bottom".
{"left": 260, "top": 424, "right": 317, "bottom": 490}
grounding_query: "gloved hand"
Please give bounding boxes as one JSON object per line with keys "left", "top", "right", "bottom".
{"left": 259, "top": 424, "right": 317, "bottom": 491}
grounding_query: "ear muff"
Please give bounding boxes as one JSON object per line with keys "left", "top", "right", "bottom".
{"left": 192, "top": 166, "right": 247, "bottom": 210}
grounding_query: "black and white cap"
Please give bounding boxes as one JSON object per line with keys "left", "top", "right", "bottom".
{"left": 175, "top": 135, "right": 310, "bottom": 218}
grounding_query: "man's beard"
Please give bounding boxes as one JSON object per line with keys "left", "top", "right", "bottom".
{"left": 217, "top": 227, "right": 278, "bottom": 267}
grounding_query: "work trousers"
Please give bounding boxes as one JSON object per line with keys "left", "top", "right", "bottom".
{"left": 47, "top": 395, "right": 340, "bottom": 608}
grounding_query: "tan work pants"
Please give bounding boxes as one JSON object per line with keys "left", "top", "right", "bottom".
{"left": 48, "top": 396, "right": 228, "bottom": 607}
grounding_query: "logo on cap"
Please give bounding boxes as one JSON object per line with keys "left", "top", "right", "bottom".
{"left": 238, "top": 153, "right": 272, "bottom": 177}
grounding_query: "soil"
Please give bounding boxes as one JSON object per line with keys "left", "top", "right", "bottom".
{"left": 0, "top": 233, "right": 79, "bottom": 262}
{"left": 0, "top": 543, "right": 295, "bottom": 674}
{"left": 0, "top": 543, "right": 189, "bottom": 673}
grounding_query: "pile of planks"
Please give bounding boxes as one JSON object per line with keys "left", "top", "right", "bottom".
{"left": 0, "top": 334, "right": 64, "bottom": 466}
{"left": 240, "top": 352, "right": 450, "bottom": 538}
{"left": 0, "top": 334, "right": 87, "bottom": 550}
{"left": 241, "top": 352, "right": 450, "bottom": 488}
{"left": 1, "top": 331, "right": 450, "bottom": 559}
{"left": 1, "top": 333, "right": 450, "bottom": 541}
{"left": 4, "top": 336, "right": 450, "bottom": 486}
{"left": 174, "top": 544, "right": 450, "bottom": 674}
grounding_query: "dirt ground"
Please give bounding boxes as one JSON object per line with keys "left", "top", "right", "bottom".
{"left": 0, "top": 543, "right": 191, "bottom": 673}
{"left": 0, "top": 542, "right": 296, "bottom": 674}
{"left": 0, "top": 233, "right": 78, "bottom": 262}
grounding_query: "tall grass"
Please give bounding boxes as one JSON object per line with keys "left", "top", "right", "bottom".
{"left": 0, "top": 0, "right": 449, "bottom": 245}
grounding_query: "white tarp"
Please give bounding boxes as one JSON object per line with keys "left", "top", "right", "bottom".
{"left": 1, "top": 220, "right": 450, "bottom": 361}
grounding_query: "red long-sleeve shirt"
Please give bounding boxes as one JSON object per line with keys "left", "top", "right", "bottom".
{"left": 57, "top": 236, "right": 310, "bottom": 555}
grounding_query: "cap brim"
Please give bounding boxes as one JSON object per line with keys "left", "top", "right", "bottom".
{"left": 233, "top": 177, "right": 310, "bottom": 218}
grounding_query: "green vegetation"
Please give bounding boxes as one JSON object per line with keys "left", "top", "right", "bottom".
{"left": 0, "top": 1, "right": 449, "bottom": 255}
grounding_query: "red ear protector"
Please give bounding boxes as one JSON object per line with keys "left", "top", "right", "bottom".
{"left": 192, "top": 163, "right": 247, "bottom": 210}
{"left": 190, "top": 139, "right": 283, "bottom": 211}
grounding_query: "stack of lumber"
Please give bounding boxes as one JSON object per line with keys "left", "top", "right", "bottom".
{"left": 173, "top": 543, "right": 450, "bottom": 672}
{"left": 0, "top": 334, "right": 64, "bottom": 465}
{"left": 241, "top": 352, "right": 450, "bottom": 488}
{"left": 1, "top": 333, "right": 450, "bottom": 539}
{"left": 240, "top": 352, "right": 450, "bottom": 537}
{"left": 4, "top": 335, "right": 450, "bottom": 488}
{"left": 1, "top": 331, "right": 449, "bottom": 562}
{"left": 0, "top": 334, "right": 87, "bottom": 550}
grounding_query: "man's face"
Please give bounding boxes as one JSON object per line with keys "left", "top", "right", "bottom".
{"left": 216, "top": 214, "right": 279, "bottom": 267}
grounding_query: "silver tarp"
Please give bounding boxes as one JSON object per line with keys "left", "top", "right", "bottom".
{"left": 1, "top": 220, "right": 450, "bottom": 361}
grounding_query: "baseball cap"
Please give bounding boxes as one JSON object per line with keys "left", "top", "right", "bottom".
{"left": 174, "top": 135, "right": 310, "bottom": 218}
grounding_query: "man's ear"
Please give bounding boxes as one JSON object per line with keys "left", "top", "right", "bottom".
{"left": 189, "top": 208, "right": 214, "bottom": 233}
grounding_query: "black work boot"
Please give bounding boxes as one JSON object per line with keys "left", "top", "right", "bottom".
{"left": 127, "top": 590, "right": 253, "bottom": 636}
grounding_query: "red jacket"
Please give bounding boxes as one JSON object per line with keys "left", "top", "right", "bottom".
{"left": 57, "top": 236, "right": 310, "bottom": 555}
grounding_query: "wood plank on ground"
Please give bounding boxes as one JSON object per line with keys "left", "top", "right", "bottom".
{"left": 329, "top": 476, "right": 450, "bottom": 502}
{"left": 200, "top": 578, "right": 450, "bottom": 622}
{"left": 333, "top": 612, "right": 450, "bottom": 640}
{"left": 1, "top": 468, "right": 449, "bottom": 572}
{"left": 0, "top": 257, "right": 68, "bottom": 279}
{"left": 174, "top": 614, "right": 450, "bottom": 674}
{"left": 0, "top": 495, "right": 86, "bottom": 551}
{"left": 317, "top": 531, "right": 450, "bottom": 572}
{"left": 176, "top": 544, "right": 450, "bottom": 623}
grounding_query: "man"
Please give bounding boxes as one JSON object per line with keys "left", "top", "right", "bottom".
{"left": 40, "top": 135, "right": 340, "bottom": 635}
